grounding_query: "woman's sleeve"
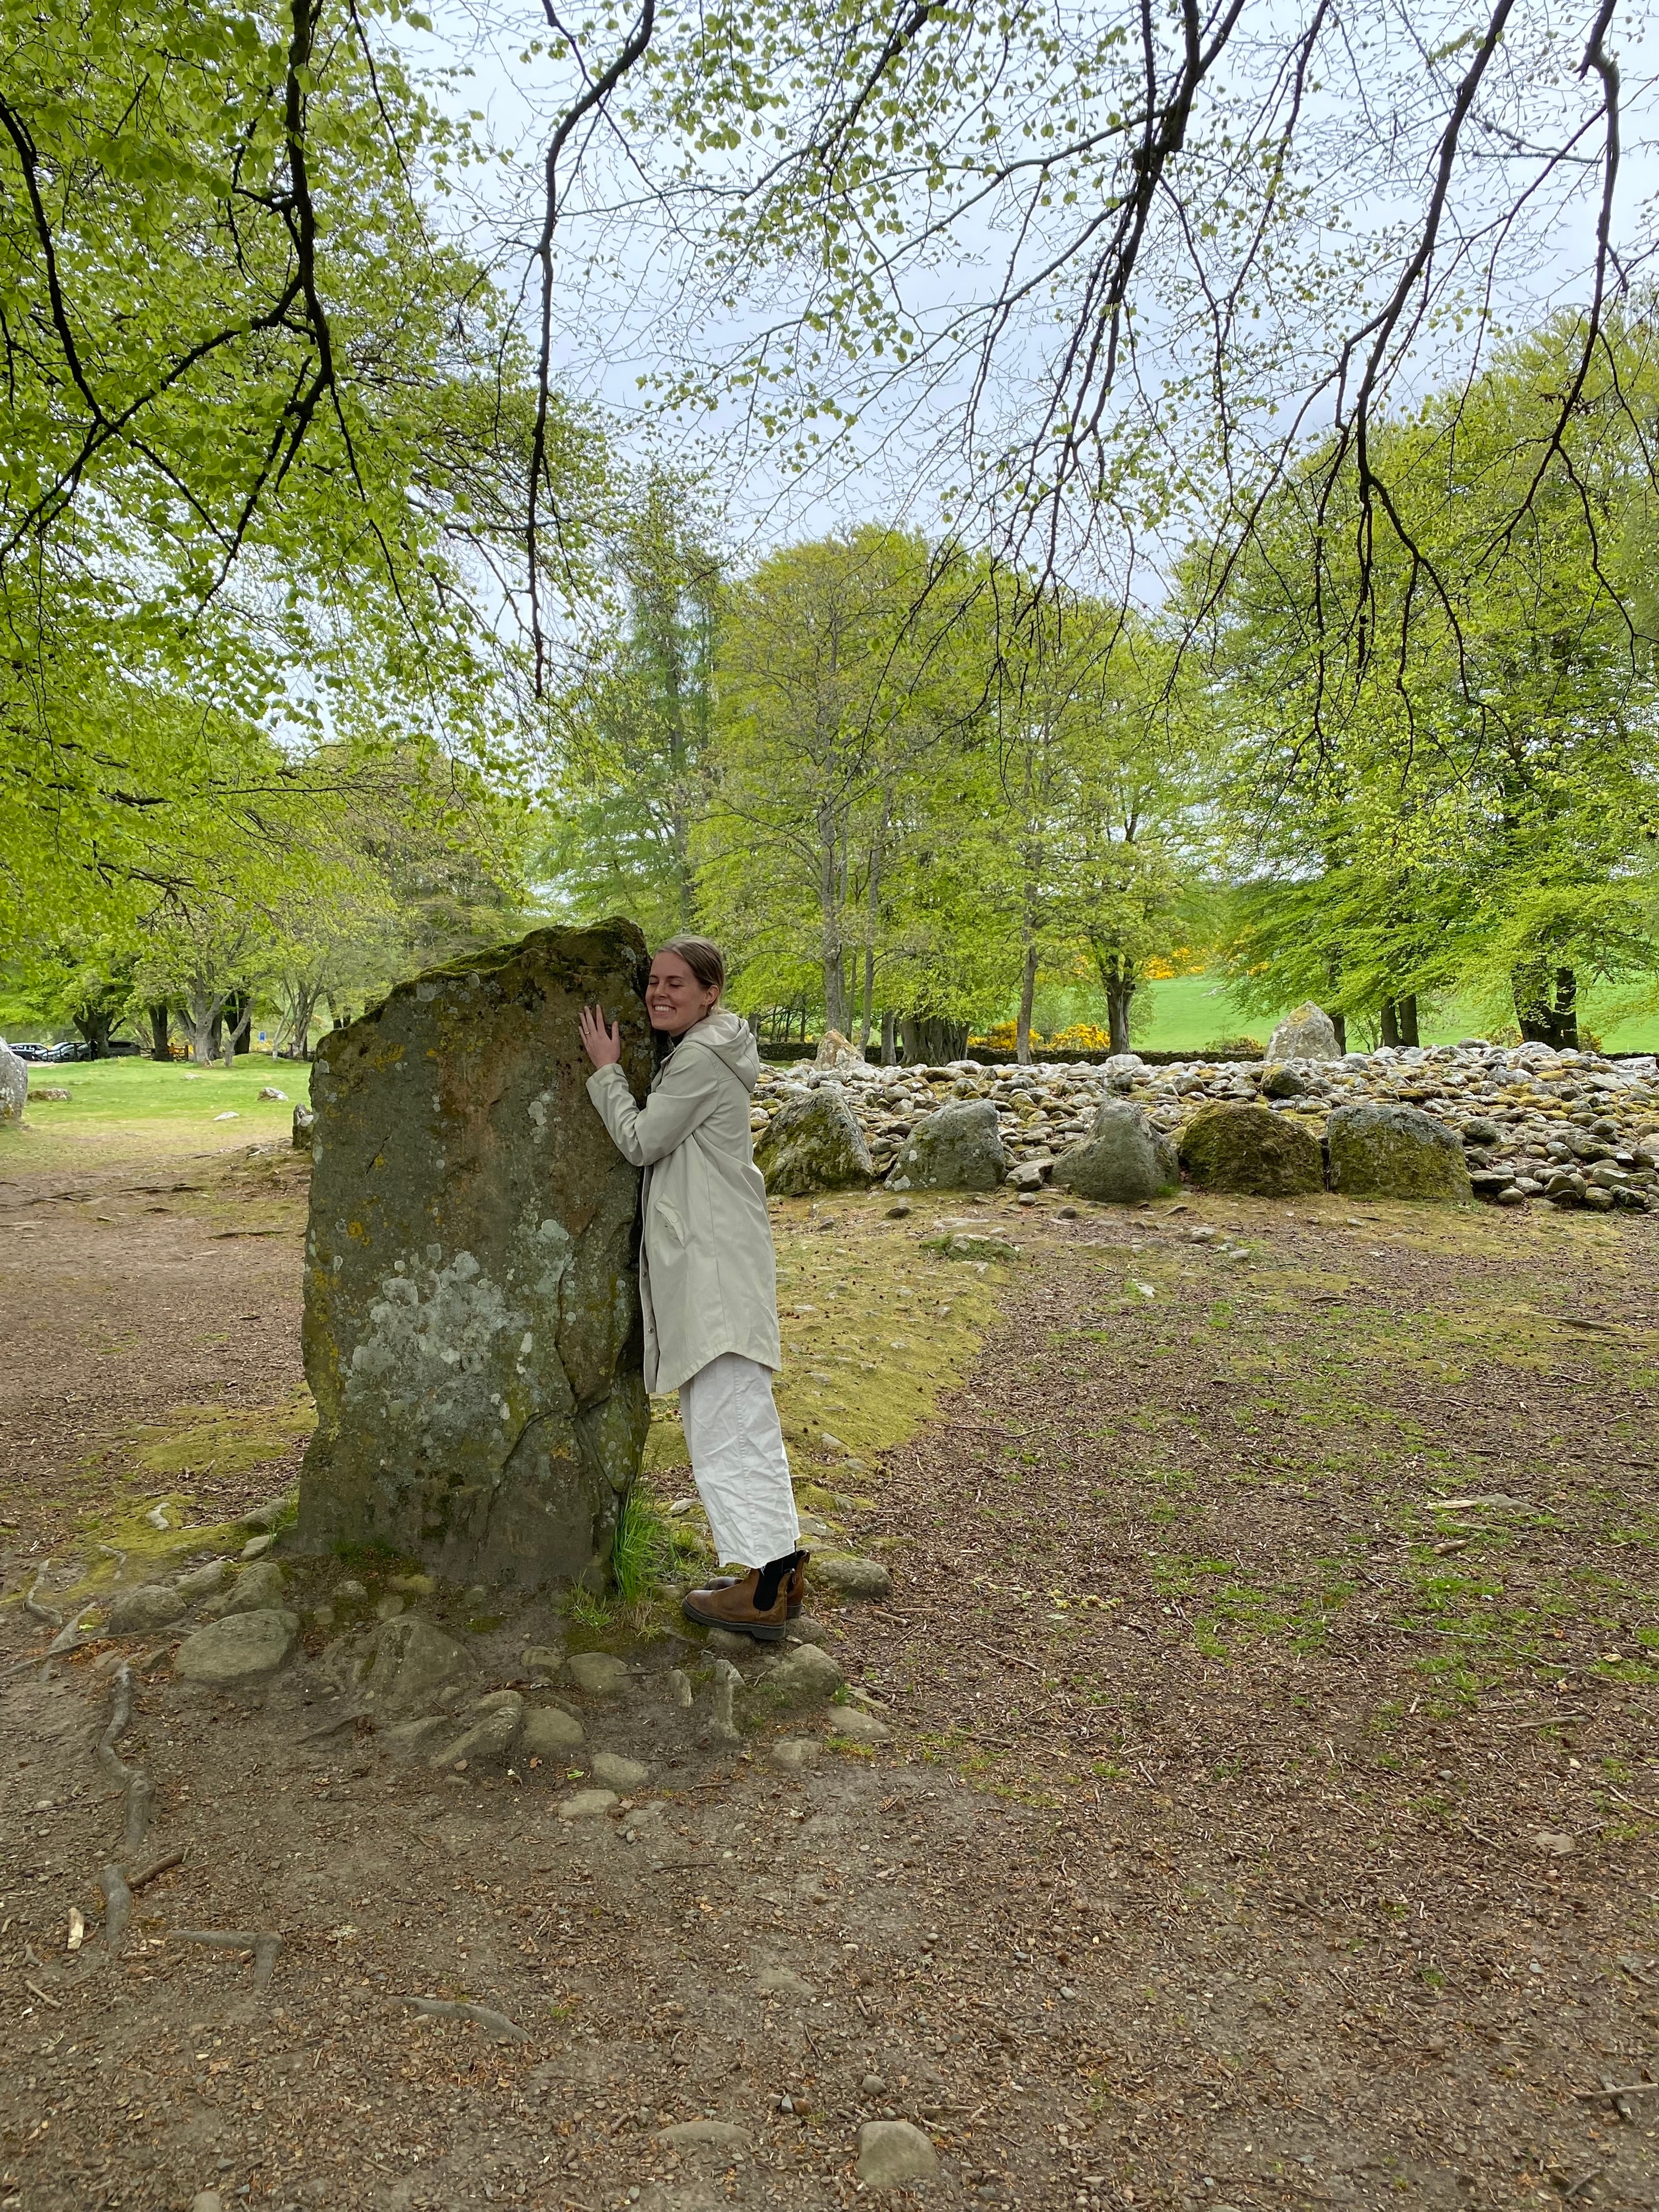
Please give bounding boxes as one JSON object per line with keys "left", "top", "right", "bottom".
{"left": 585, "top": 1051, "right": 722, "bottom": 1166}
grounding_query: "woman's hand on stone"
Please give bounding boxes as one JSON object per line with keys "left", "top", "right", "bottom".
{"left": 579, "top": 1004, "right": 622, "bottom": 1069}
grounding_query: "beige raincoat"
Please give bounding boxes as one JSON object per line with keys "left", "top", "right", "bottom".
{"left": 585, "top": 1008, "right": 781, "bottom": 1395}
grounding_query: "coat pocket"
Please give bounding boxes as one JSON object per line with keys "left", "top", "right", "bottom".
{"left": 652, "top": 1195, "right": 688, "bottom": 1248}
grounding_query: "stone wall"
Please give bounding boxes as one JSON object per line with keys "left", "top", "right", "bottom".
{"left": 296, "top": 922, "right": 654, "bottom": 1590}
{"left": 750, "top": 1042, "right": 1659, "bottom": 1208}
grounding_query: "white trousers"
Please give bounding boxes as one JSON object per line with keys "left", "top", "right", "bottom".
{"left": 677, "top": 1353, "right": 800, "bottom": 1571}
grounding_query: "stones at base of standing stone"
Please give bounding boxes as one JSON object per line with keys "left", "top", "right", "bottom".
{"left": 291, "top": 1103, "right": 314, "bottom": 1150}
{"left": 826, "top": 1702, "right": 890, "bottom": 1743}
{"left": 1050, "top": 1101, "right": 1178, "bottom": 1204}
{"left": 557, "top": 1788, "right": 619, "bottom": 1820}
{"left": 1005, "top": 1159, "right": 1047, "bottom": 1192}
{"left": 759, "top": 1642, "right": 845, "bottom": 1707}
{"left": 564, "top": 1650, "right": 630, "bottom": 1697}
{"left": 1265, "top": 1003, "right": 1341, "bottom": 1062}
{"left": 360, "top": 1615, "right": 477, "bottom": 1716}
{"left": 174, "top": 1609, "right": 298, "bottom": 1685}
{"left": 294, "top": 920, "right": 654, "bottom": 1592}
{"left": 1326, "top": 1103, "right": 1472, "bottom": 1201}
{"left": 810, "top": 1554, "right": 893, "bottom": 1602}
{"left": 521, "top": 1702, "right": 585, "bottom": 1758}
{"left": 591, "top": 1750, "right": 650, "bottom": 1790}
{"left": 107, "top": 1583, "right": 187, "bottom": 1634}
{"left": 857, "top": 2119, "right": 939, "bottom": 2187}
{"left": 429, "top": 1689, "right": 524, "bottom": 1767}
{"left": 1179, "top": 1101, "right": 1324, "bottom": 1197}
{"left": 175, "top": 1559, "right": 228, "bottom": 1601}
{"left": 755, "top": 1088, "right": 874, "bottom": 1196}
{"left": 224, "top": 1560, "right": 286, "bottom": 1615}
{"left": 771, "top": 1738, "right": 822, "bottom": 1771}
{"left": 884, "top": 1099, "right": 1008, "bottom": 1192}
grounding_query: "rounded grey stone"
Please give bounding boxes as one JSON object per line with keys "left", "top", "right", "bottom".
{"left": 858, "top": 2119, "right": 939, "bottom": 2187}
{"left": 174, "top": 1608, "right": 297, "bottom": 1685}
{"left": 521, "top": 1703, "right": 585, "bottom": 1758}
{"left": 223, "top": 1560, "right": 286, "bottom": 1615}
{"left": 565, "top": 1651, "right": 629, "bottom": 1697}
{"left": 107, "top": 1583, "right": 187, "bottom": 1634}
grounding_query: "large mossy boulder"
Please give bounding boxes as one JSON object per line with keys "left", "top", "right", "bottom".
{"left": 296, "top": 922, "right": 654, "bottom": 1591}
{"left": 1179, "top": 1100, "right": 1323, "bottom": 1196}
{"left": 1327, "top": 1103, "right": 1471, "bottom": 1201}
{"left": 1051, "top": 1102, "right": 1178, "bottom": 1203}
{"left": 756, "top": 1087, "right": 873, "bottom": 1195}
{"left": 884, "top": 1098, "right": 1008, "bottom": 1192}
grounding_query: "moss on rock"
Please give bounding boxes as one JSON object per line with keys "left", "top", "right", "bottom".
{"left": 296, "top": 921, "right": 654, "bottom": 1590}
{"left": 1179, "top": 1100, "right": 1324, "bottom": 1196}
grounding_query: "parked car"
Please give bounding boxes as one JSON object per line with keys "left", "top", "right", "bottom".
{"left": 39, "top": 1040, "right": 94, "bottom": 1062}
{"left": 4, "top": 1041, "right": 50, "bottom": 1061}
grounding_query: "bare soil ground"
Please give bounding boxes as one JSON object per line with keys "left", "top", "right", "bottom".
{"left": 2, "top": 1130, "right": 1657, "bottom": 2212}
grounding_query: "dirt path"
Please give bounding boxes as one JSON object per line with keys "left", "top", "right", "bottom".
{"left": 1, "top": 1146, "right": 1657, "bottom": 2212}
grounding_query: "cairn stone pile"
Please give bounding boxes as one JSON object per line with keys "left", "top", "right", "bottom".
{"left": 751, "top": 1040, "right": 1659, "bottom": 1209}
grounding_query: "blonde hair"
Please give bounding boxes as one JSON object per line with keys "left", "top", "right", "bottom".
{"left": 654, "top": 936, "right": 725, "bottom": 991}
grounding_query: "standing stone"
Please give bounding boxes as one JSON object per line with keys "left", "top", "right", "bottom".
{"left": 815, "top": 1028, "right": 864, "bottom": 1068}
{"left": 1051, "top": 1102, "right": 1178, "bottom": 1203}
{"left": 0, "top": 1040, "right": 26, "bottom": 1127}
{"left": 1327, "top": 1103, "right": 1472, "bottom": 1201}
{"left": 884, "top": 1099, "right": 1008, "bottom": 1191}
{"left": 756, "top": 1089, "right": 874, "bottom": 1195}
{"left": 296, "top": 923, "right": 653, "bottom": 1591}
{"left": 1266, "top": 1003, "right": 1341, "bottom": 1062}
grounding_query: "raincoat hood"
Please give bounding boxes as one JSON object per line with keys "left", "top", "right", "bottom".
{"left": 674, "top": 1007, "right": 760, "bottom": 1093}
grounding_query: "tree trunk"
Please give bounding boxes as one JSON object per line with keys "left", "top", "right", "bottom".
{"left": 221, "top": 992, "right": 251, "bottom": 1070}
{"left": 187, "top": 981, "right": 222, "bottom": 1067}
{"left": 1092, "top": 946, "right": 1137, "bottom": 1057}
{"left": 73, "top": 1004, "right": 114, "bottom": 1057}
{"left": 1015, "top": 937, "right": 1038, "bottom": 1065}
{"left": 1398, "top": 994, "right": 1420, "bottom": 1047}
{"left": 1331, "top": 1011, "right": 1348, "bottom": 1053}
{"left": 1513, "top": 965, "right": 1578, "bottom": 1050}
{"left": 880, "top": 1010, "right": 896, "bottom": 1066}
{"left": 147, "top": 1003, "right": 172, "bottom": 1062}
{"left": 1379, "top": 999, "right": 1400, "bottom": 1048}
{"left": 858, "top": 946, "right": 876, "bottom": 1055}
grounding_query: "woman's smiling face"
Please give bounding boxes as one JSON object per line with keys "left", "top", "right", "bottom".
{"left": 646, "top": 952, "right": 720, "bottom": 1036}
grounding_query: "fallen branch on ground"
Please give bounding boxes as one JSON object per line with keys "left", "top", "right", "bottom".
{"left": 387, "top": 1995, "right": 529, "bottom": 2041}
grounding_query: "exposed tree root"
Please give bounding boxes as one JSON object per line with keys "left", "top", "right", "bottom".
{"left": 173, "top": 1929, "right": 283, "bottom": 1993}
{"left": 387, "top": 1995, "right": 528, "bottom": 2041}
{"left": 99, "top": 1865, "right": 132, "bottom": 1951}
{"left": 23, "top": 1563, "right": 64, "bottom": 1630}
{"left": 95, "top": 1660, "right": 153, "bottom": 1852}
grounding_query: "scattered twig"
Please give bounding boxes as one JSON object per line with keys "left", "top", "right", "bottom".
{"left": 1597, "top": 1783, "right": 1657, "bottom": 1817}
{"left": 1573, "top": 2078, "right": 1659, "bottom": 2101}
{"left": 1494, "top": 1713, "right": 1589, "bottom": 1731}
{"left": 127, "top": 1846, "right": 186, "bottom": 1890}
{"left": 1563, "top": 2171, "right": 1603, "bottom": 2202}
{"left": 387, "top": 1994, "right": 528, "bottom": 2042}
{"left": 172, "top": 1929, "right": 283, "bottom": 1993}
{"left": 24, "top": 1979, "right": 61, "bottom": 2009}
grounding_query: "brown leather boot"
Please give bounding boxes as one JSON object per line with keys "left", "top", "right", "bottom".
{"left": 682, "top": 1569, "right": 788, "bottom": 1642}
{"left": 700, "top": 1554, "right": 810, "bottom": 1619}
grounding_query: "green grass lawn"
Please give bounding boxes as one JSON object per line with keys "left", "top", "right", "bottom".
{"left": 1126, "top": 972, "right": 1659, "bottom": 1054}
{"left": 2, "top": 1052, "right": 311, "bottom": 1164}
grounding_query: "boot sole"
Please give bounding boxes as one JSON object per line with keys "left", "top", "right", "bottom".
{"left": 680, "top": 1594, "right": 788, "bottom": 1641}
